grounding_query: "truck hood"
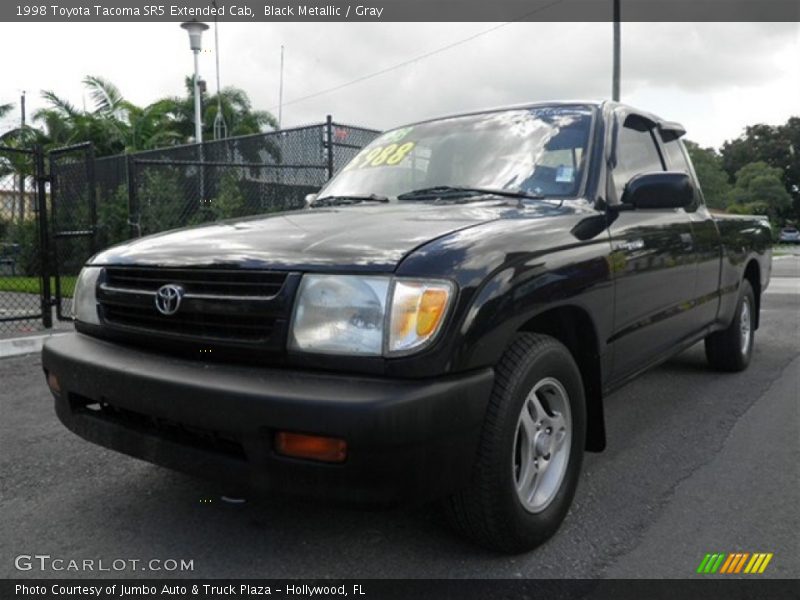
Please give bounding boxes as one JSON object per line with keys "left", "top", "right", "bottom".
{"left": 89, "top": 203, "right": 512, "bottom": 272}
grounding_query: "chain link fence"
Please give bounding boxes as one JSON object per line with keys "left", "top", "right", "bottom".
{"left": 0, "top": 119, "right": 381, "bottom": 335}
{"left": 97, "top": 119, "right": 380, "bottom": 242}
{"left": 0, "top": 147, "right": 44, "bottom": 334}
{"left": 50, "top": 144, "right": 96, "bottom": 320}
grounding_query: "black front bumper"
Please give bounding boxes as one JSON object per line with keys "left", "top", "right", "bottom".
{"left": 42, "top": 334, "right": 494, "bottom": 505}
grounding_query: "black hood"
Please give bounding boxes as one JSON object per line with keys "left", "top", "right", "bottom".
{"left": 89, "top": 203, "right": 511, "bottom": 272}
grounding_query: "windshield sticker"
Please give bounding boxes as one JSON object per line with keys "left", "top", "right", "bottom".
{"left": 343, "top": 142, "right": 416, "bottom": 171}
{"left": 556, "top": 165, "right": 575, "bottom": 183}
{"left": 381, "top": 127, "right": 414, "bottom": 143}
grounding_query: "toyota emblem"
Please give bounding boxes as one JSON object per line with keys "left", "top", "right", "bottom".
{"left": 154, "top": 284, "right": 184, "bottom": 316}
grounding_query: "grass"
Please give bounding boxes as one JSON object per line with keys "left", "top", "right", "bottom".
{"left": 773, "top": 244, "right": 800, "bottom": 256}
{"left": 0, "top": 275, "right": 77, "bottom": 298}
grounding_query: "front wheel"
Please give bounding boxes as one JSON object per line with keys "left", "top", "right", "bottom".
{"left": 705, "top": 279, "right": 755, "bottom": 372}
{"left": 444, "top": 333, "right": 586, "bottom": 553}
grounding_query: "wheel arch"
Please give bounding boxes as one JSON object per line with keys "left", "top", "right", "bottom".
{"left": 517, "top": 305, "right": 606, "bottom": 452}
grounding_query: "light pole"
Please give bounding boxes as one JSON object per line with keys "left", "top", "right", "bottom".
{"left": 612, "top": 0, "right": 621, "bottom": 102}
{"left": 180, "top": 20, "right": 209, "bottom": 143}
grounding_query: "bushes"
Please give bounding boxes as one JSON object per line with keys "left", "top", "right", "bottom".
{"left": 189, "top": 171, "right": 248, "bottom": 226}
{"left": 96, "top": 184, "right": 130, "bottom": 248}
{"left": 3, "top": 220, "right": 41, "bottom": 277}
{"left": 135, "top": 168, "right": 187, "bottom": 235}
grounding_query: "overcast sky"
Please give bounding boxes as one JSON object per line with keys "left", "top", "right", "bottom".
{"left": 0, "top": 22, "right": 797, "bottom": 148}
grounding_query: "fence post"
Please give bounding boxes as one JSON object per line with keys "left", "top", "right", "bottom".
{"left": 35, "top": 145, "right": 52, "bottom": 329}
{"left": 325, "top": 114, "right": 334, "bottom": 180}
{"left": 126, "top": 154, "right": 139, "bottom": 238}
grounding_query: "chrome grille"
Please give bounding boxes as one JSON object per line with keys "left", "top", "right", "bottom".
{"left": 104, "top": 267, "right": 287, "bottom": 297}
{"left": 97, "top": 267, "right": 299, "bottom": 349}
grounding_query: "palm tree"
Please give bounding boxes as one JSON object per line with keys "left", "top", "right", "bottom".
{"left": 205, "top": 86, "right": 277, "bottom": 138}
{"left": 31, "top": 76, "right": 277, "bottom": 156}
{"left": 0, "top": 102, "right": 25, "bottom": 145}
{"left": 163, "top": 78, "right": 277, "bottom": 143}
{"left": 126, "top": 99, "right": 184, "bottom": 151}
{"left": 34, "top": 79, "right": 131, "bottom": 155}
{"left": 0, "top": 102, "right": 14, "bottom": 124}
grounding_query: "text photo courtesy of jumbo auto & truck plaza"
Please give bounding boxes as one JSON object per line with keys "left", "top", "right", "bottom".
{"left": 1, "top": 1, "right": 799, "bottom": 599}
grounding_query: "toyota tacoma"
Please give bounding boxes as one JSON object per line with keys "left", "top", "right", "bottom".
{"left": 43, "top": 101, "right": 772, "bottom": 552}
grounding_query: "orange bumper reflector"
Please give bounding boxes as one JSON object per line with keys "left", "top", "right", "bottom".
{"left": 47, "top": 372, "right": 61, "bottom": 395}
{"left": 275, "top": 432, "right": 347, "bottom": 463}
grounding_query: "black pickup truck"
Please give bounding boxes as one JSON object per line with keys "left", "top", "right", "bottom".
{"left": 43, "top": 101, "right": 771, "bottom": 552}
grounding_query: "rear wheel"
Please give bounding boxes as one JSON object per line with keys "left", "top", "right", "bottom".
{"left": 705, "top": 279, "right": 755, "bottom": 372}
{"left": 444, "top": 333, "right": 586, "bottom": 553}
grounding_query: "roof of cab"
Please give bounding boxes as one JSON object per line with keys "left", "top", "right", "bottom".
{"left": 386, "top": 100, "right": 686, "bottom": 138}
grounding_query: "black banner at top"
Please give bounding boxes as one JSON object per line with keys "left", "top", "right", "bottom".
{"left": 2, "top": 0, "right": 800, "bottom": 22}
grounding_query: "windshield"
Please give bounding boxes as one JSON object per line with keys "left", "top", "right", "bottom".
{"left": 321, "top": 105, "right": 594, "bottom": 201}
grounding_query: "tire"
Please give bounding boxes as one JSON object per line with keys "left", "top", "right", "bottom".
{"left": 444, "top": 333, "right": 586, "bottom": 553}
{"left": 705, "top": 279, "right": 755, "bottom": 372}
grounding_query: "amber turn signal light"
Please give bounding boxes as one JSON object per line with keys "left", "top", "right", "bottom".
{"left": 274, "top": 432, "right": 347, "bottom": 463}
{"left": 46, "top": 371, "right": 61, "bottom": 395}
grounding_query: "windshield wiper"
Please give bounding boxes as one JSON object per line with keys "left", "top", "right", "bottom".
{"left": 309, "top": 194, "right": 389, "bottom": 208}
{"left": 396, "top": 186, "right": 545, "bottom": 203}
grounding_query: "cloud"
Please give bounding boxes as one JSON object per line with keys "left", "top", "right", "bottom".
{"left": 0, "top": 21, "right": 796, "bottom": 148}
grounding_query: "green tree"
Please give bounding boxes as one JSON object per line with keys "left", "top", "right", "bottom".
{"left": 0, "top": 102, "right": 15, "bottom": 141}
{"left": 190, "top": 171, "right": 249, "bottom": 225}
{"left": 164, "top": 78, "right": 277, "bottom": 143}
{"left": 728, "top": 161, "right": 791, "bottom": 224}
{"left": 684, "top": 141, "right": 731, "bottom": 209}
{"left": 136, "top": 168, "right": 186, "bottom": 235}
{"left": 34, "top": 85, "right": 127, "bottom": 155}
{"left": 30, "top": 76, "right": 276, "bottom": 157}
{"left": 721, "top": 118, "right": 799, "bottom": 222}
{"left": 95, "top": 184, "right": 131, "bottom": 248}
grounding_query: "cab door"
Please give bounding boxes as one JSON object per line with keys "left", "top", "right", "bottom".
{"left": 659, "top": 132, "right": 722, "bottom": 328}
{"left": 607, "top": 114, "right": 698, "bottom": 381}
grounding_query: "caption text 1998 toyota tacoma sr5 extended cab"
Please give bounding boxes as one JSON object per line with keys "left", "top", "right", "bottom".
{"left": 43, "top": 101, "right": 771, "bottom": 552}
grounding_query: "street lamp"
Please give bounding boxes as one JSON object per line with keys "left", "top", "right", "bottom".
{"left": 180, "top": 20, "right": 209, "bottom": 143}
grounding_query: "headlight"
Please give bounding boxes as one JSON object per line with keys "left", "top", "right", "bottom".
{"left": 289, "top": 275, "right": 454, "bottom": 357}
{"left": 290, "top": 275, "right": 390, "bottom": 355}
{"left": 72, "top": 267, "right": 101, "bottom": 325}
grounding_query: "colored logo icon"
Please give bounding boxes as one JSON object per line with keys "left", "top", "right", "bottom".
{"left": 697, "top": 552, "right": 773, "bottom": 574}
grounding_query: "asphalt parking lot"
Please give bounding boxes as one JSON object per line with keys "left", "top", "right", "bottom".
{"left": 1, "top": 256, "right": 797, "bottom": 579}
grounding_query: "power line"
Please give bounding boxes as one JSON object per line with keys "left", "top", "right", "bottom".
{"left": 273, "top": 0, "right": 569, "bottom": 111}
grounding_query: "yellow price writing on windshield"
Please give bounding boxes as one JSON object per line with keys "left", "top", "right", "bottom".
{"left": 343, "top": 142, "right": 415, "bottom": 171}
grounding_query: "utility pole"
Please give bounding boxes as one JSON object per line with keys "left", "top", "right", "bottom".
{"left": 212, "top": 2, "right": 227, "bottom": 140}
{"left": 19, "top": 91, "right": 26, "bottom": 223}
{"left": 612, "top": 0, "right": 621, "bottom": 102}
{"left": 278, "top": 45, "right": 285, "bottom": 129}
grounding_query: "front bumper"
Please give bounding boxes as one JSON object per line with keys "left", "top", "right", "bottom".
{"left": 42, "top": 333, "right": 494, "bottom": 505}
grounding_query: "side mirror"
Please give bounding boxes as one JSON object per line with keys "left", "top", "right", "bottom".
{"left": 304, "top": 193, "right": 318, "bottom": 207}
{"left": 621, "top": 171, "right": 694, "bottom": 210}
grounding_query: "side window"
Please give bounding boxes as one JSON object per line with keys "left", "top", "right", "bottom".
{"left": 660, "top": 134, "right": 702, "bottom": 208}
{"left": 661, "top": 137, "right": 691, "bottom": 174}
{"left": 612, "top": 117, "right": 664, "bottom": 198}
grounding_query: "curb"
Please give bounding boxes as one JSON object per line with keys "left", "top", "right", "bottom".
{"left": 0, "top": 332, "right": 70, "bottom": 360}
